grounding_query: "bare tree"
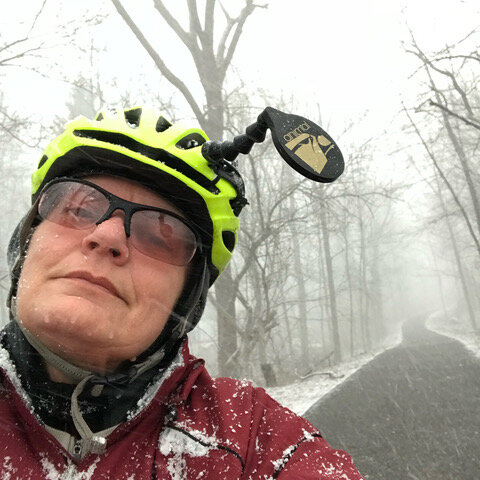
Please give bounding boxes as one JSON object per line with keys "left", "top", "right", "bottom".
{"left": 110, "top": 0, "right": 270, "bottom": 376}
{"left": 0, "top": 1, "right": 103, "bottom": 146}
{"left": 403, "top": 29, "right": 480, "bottom": 330}
{"left": 406, "top": 32, "right": 480, "bottom": 254}
{"left": 0, "top": 1, "right": 47, "bottom": 147}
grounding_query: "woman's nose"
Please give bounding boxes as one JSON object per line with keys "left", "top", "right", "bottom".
{"left": 81, "top": 213, "right": 130, "bottom": 263}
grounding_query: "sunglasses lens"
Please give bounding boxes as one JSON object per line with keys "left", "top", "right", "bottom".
{"left": 38, "top": 182, "right": 108, "bottom": 229}
{"left": 131, "top": 210, "right": 197, "bottom": 266}
{"left": 38, "top": 180, "right": 198, "bottom": 266}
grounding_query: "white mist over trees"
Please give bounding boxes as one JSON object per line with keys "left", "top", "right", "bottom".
{"left": 404, "top": 31, "right": 480, "bottom": 333}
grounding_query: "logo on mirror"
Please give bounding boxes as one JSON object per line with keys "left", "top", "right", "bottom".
{"left": 283, "top": 122, "right": 334, "bottom": 174}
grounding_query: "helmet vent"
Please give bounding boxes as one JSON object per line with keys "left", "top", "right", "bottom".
{"left": 124, "top": 108, "right": 142, "bottom": 128}
{"left": 38, "top": 155, "right": 48, "bottom": 168}
{"left": 222, "top": 231, "right": 236, "bottom": 252}
{"left": 95, "top": 113, "right": 104, "bottom": 121}
{"left": 71, "top": 130, "right": 221, "bottom": 194}
{"left": 156, "top": 116, "right": 172, "bottom": 133}
{"left": 176, "top": 133, "right": 206, "bottom": 150}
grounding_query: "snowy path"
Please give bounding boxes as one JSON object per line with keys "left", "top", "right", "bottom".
{"left": 303, "top": 315, "right": 480, "bottom": 480}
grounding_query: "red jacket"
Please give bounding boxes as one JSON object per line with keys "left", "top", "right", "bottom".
{"left": 0, "top": 342, "right": 364, "bottom": 479}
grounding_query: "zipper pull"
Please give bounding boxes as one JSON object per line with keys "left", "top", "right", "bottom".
{"left": 73, "top": 439, "right": 82, "bottom": 459}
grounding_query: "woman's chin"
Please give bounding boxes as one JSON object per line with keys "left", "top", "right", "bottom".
{"left": 18, "top": 295, "right": 140, "bottom": 374}
{"left": 21, "top": 301, "right": 116, "bottom": 352}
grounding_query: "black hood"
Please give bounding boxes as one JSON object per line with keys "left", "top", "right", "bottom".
{"left": 5, "top": 181, "right": 209, "bottom": 383}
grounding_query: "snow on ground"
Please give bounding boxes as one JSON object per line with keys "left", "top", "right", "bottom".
{"left": 265, "top": 331, "right": 402, "bottom": 416}
{"left": 427, "top": 311, "right": 480, "bottom": 359}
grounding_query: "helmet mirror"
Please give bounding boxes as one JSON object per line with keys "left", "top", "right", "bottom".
{"left": 202, "top": 106, "right": 344, "bottom": 184}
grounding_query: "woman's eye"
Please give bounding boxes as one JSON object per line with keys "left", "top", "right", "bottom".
{"left": 64, "top": 204, "right": 96, "bottom": 220}
{"left": 144, "top": 230, "right": 170, "bottom": 248}
{"left": 143, "top": 228, "right": 176, "bottom": 251}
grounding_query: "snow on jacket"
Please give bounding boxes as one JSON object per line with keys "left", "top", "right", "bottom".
{"left": 0, "top": 340, "right": 364, "bottom": 479}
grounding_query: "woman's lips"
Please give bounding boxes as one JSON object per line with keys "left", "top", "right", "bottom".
{"left": 63, "top": 271, "right": 121, "bottom": 299}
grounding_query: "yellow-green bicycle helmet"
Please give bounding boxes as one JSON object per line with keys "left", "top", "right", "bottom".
{"left": 30, "top": 106, "right": 246, "bottom": 283}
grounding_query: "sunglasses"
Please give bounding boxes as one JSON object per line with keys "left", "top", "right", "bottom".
{"left": 37, "top": 178, "right": 199, "bottom": 266}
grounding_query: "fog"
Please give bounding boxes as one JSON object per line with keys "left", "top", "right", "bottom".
{"left": 1, "top": 1, "right": 479, "bottom": 478}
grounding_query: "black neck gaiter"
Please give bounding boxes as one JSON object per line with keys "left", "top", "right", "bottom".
{"left": 1, "top": 322, "right": 167, "bottom": 436}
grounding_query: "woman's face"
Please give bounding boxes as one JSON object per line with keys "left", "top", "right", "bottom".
{"left": 16, "top": 176, "right": 188, "bottom": 375}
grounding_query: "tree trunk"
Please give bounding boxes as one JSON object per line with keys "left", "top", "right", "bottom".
{"left": 289, "top": 196, "right": 309, "bottom": 370}
{"left": 317, "top": 220, "right": 329, "bottom": 354}
{"left": 215, "top": 268, "right": 240, "bottom": 376}
{"left": 343, "top": 221, "right": 356, "bottom": 357}
{"left": 435, "top": 175, "right": 478, "bottom": 331}
{"left": 281, "top": 301, "right": 294, "bottom": 360}
{"left": 358, "top": 210, "right": 372, "bottom": 352}
{"left": 369, "top": 241, "right": 385, "bottom": 343}
{"left": 428, "top": 71, "right": 480, "bottom": 242}
{"left": 427, "top": 237, "right": 449, "bottom": 319}
{"left": 111, "top": 0, "right": 260, "bottom": 378}
{"left": 320, "top": 207, "right": 342, "bottom": 363}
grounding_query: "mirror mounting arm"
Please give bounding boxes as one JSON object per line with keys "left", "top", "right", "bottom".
{"left": 201, "top": 106, "right": 344, "bottom": 214}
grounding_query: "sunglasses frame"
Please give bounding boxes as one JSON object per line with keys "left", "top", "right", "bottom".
{"left": 36, "top": 177, "right": 202, "bottom": 265}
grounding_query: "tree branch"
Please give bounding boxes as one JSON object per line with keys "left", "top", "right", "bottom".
{"left": 0, "top": 45, "right": 45, "bottom": 67}
{"left": 403, "top": 104, "right": 480, "bottom": 255}
{"left": 110, "top": 0, "right": 205, "bottom": 124}
{"left": 187, "top": 0, "right": 215, "bottom": 61}
{"left": 433, "top": 53, "right": 480, "bottom": 64}
{"left": 220, "top": 1, "right": 265, "bottom": 76}
{"left": 216, "top": 15, "right": 235, "bottom": 64}
{"left": 0, "top": 112, "right": 40, "bottom": 148}
{"left": 187, "top": 0, "right": 203, "bottom": 39}
{"left": 204, "top": 0, "right": 216, "bottom": 46}
{"left": 407, "top": 36, "right": 474, "bottom": 116}
{"left": 428, "top": 100, "right": 480, "bottom": 131}
{"left": 152, "top": 0, "right": 194, "bottom": 50}
{"left": 0, "top": 37, "right": 30, "bottom": 55}
{"left": 27, "top": 0, "right": 48, "bottom": 36}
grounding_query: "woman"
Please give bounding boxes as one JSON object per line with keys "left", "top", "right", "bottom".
{"left": 1, "top": 107, "right": 363, "bottom": 479}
